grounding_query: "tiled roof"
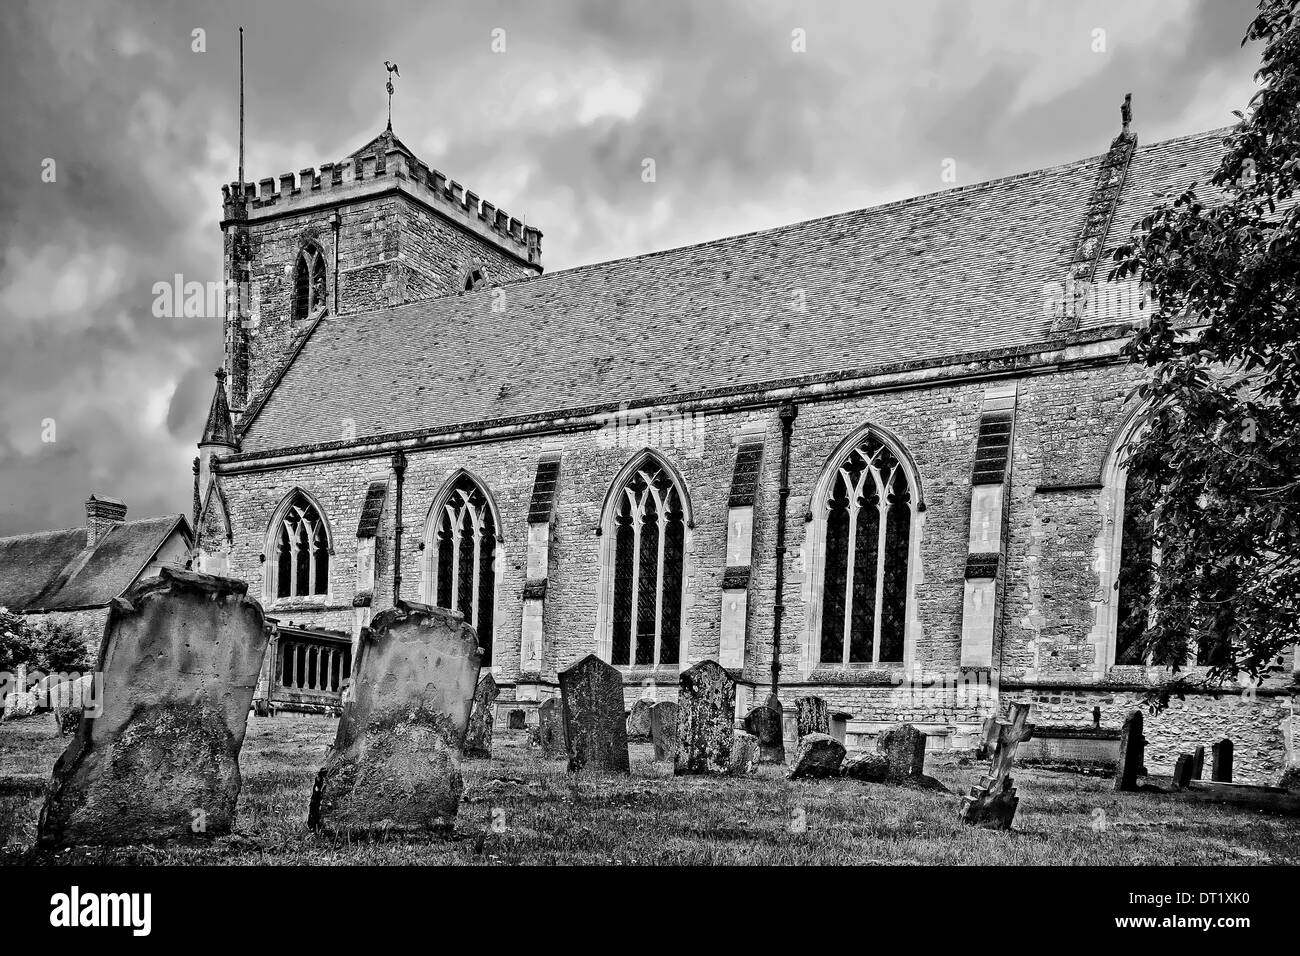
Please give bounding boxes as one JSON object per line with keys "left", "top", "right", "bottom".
{"left": 0, "top": 516, "right": 190, "bottom": 612}
{"left": 238, "top": 128, "right": 1230, "bottom": 454}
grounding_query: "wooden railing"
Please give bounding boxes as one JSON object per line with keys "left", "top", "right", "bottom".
{"left": 271, "top": 625, "right": 352, "bottom": 710}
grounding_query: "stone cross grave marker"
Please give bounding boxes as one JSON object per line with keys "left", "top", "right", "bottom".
{"left": 1115, "top": 709, "right": 1146, "bottom": 792}
{"left": 675, "top": 660, "right": 736, "bottom": 775}
{"left": 463, "top": 672, "right": 500, "bottom": 759}
{"left": 559, "top": 654, "right": 630, "bottom": 773}
{"left": 795, "top": 695, "right": 830, "bottom": 738}
{"left": 959, "top": 701, "right": 1034, "bottom": 830}
{"left": 650, "top": 701, "right": 680, "bottom": 763}
{"left": 308, "top": 602, "right": 480, "bottom": 837}
{"left": 38, "top": 569, "right": 268, "bottom": 850}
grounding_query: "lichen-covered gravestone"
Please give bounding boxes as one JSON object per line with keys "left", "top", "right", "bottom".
{"left": 877, "top": 723, "right": 927, "bottom": 781}
{"left": 626, "top": 698, "right": 654, "bottom": 742}
{"left": 795, "top": 696, "right": 830, "bottom": 738}
{"left": 675, "top": 660, "right": 736, "bottom": 775}
{"left": 308, "top": 602, "right": 480, "bottom": 837}
{"left": 38, "top": 569, "right": 268, "bottom": 849}
{"left": 788, "top": 732, "right": 845, "bottom": 779}
{"left": 743, "top": 693, "right": 786, "bottom": 764}
{"left": 559, "top": 654, "right": 630, "bottom": 773}
{"left": 1115, "top": 710, "right": 1146, "bottom": 792}
{"left": 729, "top": 731, "right": 759, "bottom": 775}
{"left": 841, "top": 751, "right": 890, "bottom": 782}
{"left": 534, "top": 698, "right": 566, "bottom": 757}
{"left": 650, "top": 701, "right": 680, "bottom": 762}
{"left": 463, "top": 672, "right": 500, "bottom": 759}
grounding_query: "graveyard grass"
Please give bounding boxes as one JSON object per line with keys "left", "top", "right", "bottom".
{"left": 2, "top": 713, "right": 1298, "bottom": 865}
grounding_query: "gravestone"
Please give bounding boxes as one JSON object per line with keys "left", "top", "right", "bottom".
{"left": 729, "top": 731, "right": 760, "bottom": 775}
{"left": 1173, "top": 754, "right": 1194, "bottom": 789}
{"left": 829, "top": 711, "right": 851, "bottom": 744}
{"left": 309, "top": 602, "right": 480, "bottom": 836}
{"left": 977, "top": 714, "right": 999, "bottom": 759}
{"left": 535, "top": 698, "right": 566, "bottom": 756}
{"left": 1211, "top": 738, "right": 1233, "bottom": 783}
{"left": 788, "top": 732, "right": 846, "bottom": 779}
{"left": 1192, "top": 745, "right": 1205, "bottom": 780}
{"left": 675, "top": 660, "right": 736, "bottom": 775}
{"left": 38, "top": 569, "right": 268, "bottom": 849}
{"left": 742, "top": 693, "right": 786, "bottom": 764}
{"left": 877, "top": 723, "right": 927, "bottom": 780}
{"left": 507, "top": 708, "right": 526, "bottom": 731}
{"left": 463, "top": 673, "right": 500, "bottom": 759}
{"left": 841, "top": 751, "right": 890, "bottom": 782}
{"left": 559, "top": 654, "right": 630, "bottom": 773}
{"left": 650, "top": 701, "right": 680, "bottom": 763}
{"left": 626, "top": 698, "right": 654, "bottom": 742}
{"left": 795, "top": 696, "right": 830, "bottom": 738}
{"left": 1115, "top": 710, "right": 1146, "bottom": 792}
{"left": 49, "top": 674, "right": 96, "bottom": 737}
{"left": 959, "top": 701, "right": 1034, "bottom": 830}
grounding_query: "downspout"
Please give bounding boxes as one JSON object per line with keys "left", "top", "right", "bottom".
{"left": 391, "top": 450, "right": 407, "bottom": 606}
{"left": 771, "top": 402, "right": 797, "bottom": 696}
{"left": 330, "top": 210, "right": 341, "bottom": 314}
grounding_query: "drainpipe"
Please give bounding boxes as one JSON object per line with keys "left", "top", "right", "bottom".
{"left": 771, "top": 402, "right": 797, "bottom": 696}
{"left": 330, "top": 211, "right": 341, "bottom": 314}
{"left": 391, "top": 450, "right": 407, "bottom": 606}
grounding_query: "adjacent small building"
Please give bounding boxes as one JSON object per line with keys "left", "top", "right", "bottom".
{"left": 0, "top": 495, "right": 192, "bottom": 657}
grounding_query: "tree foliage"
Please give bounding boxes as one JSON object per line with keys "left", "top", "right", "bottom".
{"left": 1112, "top": 0, "right": 1300, "bottom": 684}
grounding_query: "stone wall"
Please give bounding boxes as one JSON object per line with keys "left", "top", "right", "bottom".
{"left": 208, "top": 342, "right": 1296, "bottom": 777}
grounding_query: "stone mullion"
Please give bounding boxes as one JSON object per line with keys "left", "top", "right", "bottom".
{"left": 871, "top": 467, "right": 893, "bottom": 666}
{"left": 469, "top": 510, "right": 483, "bottom": 632}
{"left": 627, "top": 486, "right": 645, "bottom": 667}
{"left": 840, "top": 468, "right": 860, "bottom": 667}
{"left": 652, "top": 487, "right": 669, "bottom": 668}
{"left": 447, "top": 503, "right": 462, "bottom": 614}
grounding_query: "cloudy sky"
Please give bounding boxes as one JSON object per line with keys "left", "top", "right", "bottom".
{"left": 0, "top": 0, "right": 1265, "bottom": 535}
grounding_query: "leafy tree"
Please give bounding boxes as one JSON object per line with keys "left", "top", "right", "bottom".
{"left": 1112, "top": 0, "right": 1300, "bottom": 686}
{"left": 0, "top": 608, "right": 34, "bottom": 674}
{"left": 31, "top": 619, "right": 93, "bottom": 674}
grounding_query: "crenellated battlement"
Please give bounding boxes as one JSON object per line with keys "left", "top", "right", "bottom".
{"left": 221, "top": 145, "right": 542, "bottom": 266}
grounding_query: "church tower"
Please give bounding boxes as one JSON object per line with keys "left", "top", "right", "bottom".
{"left": 218, "top": 126, "right": 544, "bottom": 414}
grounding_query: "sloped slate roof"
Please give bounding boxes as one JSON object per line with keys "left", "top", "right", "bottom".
{"left": 0, "top": 516, "right": 189, "bottom": 612}
{"left": 239, "top": 128, "right": 1229, "bottom": 454}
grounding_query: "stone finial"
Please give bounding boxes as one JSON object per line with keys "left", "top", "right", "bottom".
{"left": 1121, "top": 92, "right": 1133, "bottom": 133}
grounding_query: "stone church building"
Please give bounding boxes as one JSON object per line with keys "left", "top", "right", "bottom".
{"left": 193, "top": 111, "right": 1296, "bottom": 782}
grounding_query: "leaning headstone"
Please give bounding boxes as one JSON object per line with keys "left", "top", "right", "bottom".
{"left": 626, "top": 698, "right": 654, "bottom": 742}
{"left": 507, "top": 708, "right": 526, "bottom": 730}
{"left": 788, "top": 732, "right": 846, "bottom": 780}
{"left": 463, "top": 673, "right": 500, "bottom": 759}
{"left": 1211, "top": 738, "right": 1233, "bottom": 783}
{"left": 675, "top": 660, "right": 735, "bottom": 775}
{"left": 534, "top": 698, "right": 566, "bottom": 757}
{"left": 841, "top": 751, "right": 890, "bottom": 782}
{"left": 959, "top": 701, "right": 1034, "bottom": 830}
{"left": 38, "top": 569, "right": 268, "bottom": 849}
{"left": 1192, "top": 745, "right": 1206, "bottom": 780}
{"left": 795, "top": 696, "right": 830, "bottom": 738}
{"left": 49, "top": 674, "right": 96, "bottom": 737}
{"left": 1115, "top": 710, "right": 1146, "bottom": 792}
{"left": 742, "top": 693, "right": 786, "bottom": 764}
{"left": 309, "top": 602, "right": 480, "bottom": 837}
{"left": 559, "top": 654, "right": 630, "bottom": 773}
{"left": 650, "top": 701, "right": 680, "bottom": 763}
{"left": 1173, "top": 754, "right": 1194, "bottom": 789}
{"left": 877, "top": 723, "right": 927, "bottom": 780}
{"left": 729, "top": 731, "right": 760, "bottom": 775}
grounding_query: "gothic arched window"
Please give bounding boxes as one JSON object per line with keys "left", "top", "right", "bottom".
{"left": 272, "top": 493, "right": 330, "bottom": 599}
{"left": 427, "top": 474, "right": 498, "bottom": 665}
{"left": 293, "top": 240, "right": 327, "bottom": 320}
{"left": 816, "top": 433, "right": 915, "bottom": 665}
{"left": 608, "top": 456, "right": 687, "bottom": 667}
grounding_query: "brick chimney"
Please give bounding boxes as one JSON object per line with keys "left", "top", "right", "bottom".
{"left": 85, "top": 494, "right": 127, "bottom": 547}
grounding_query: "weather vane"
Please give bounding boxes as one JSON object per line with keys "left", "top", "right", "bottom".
{"left": 384, "top": 60, "right": 399, "bottom": 130}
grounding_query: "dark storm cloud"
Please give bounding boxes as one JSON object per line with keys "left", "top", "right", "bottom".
{"left": 0, "top": 0, "right": 1266, "bottom": 535}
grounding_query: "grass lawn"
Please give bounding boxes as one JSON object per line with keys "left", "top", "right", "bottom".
{"left": 1, "top": 712, "right": 1297, "bottom": 865}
